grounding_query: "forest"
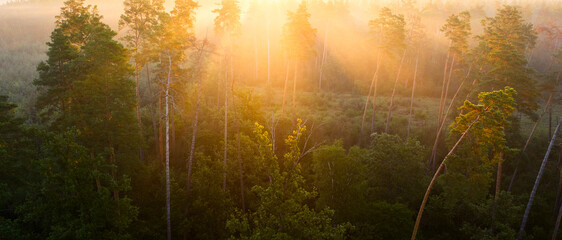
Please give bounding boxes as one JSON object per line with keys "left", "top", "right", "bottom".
{"left": 0, "top": 0, "right": 561, "bottom": 239}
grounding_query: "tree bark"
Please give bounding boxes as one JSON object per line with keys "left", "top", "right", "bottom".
{"left": 267, "top": 21, "right": 270, "bottom": 86}
{"left": 236, "top": 114, "right": 245, "bottom": 212}
{"left": 292, "top": 61, "right": 299, "bottom": 125}
{"left": 282, "top": 56, "right": 290, "bottom": 115}
{"left": 385, "top": 48, "right": 407, "bottom": 133}
{"left": 429, "top": 59, "right": 471, "bottom": 171}
{"left": 437, "top": 42, "right": 452, "bottom": 133}
{"left": 223, "top": 61, "right": 228, "bottom": 191}
{"left": 319, "top": 26, "right": 328, "bottom": 90}
{"left": 254, "top": 24, "right": 258, "bottom": 82}
{"left": 407, "top": 50, "right": 420, "bottom": 139}
{"left": 166, "top": 55, "right": 172, "bottom": 240}
{"left": 517, "top": 119, "right": 561, "bottom": 240}
{"left": 359, "top": 51, "right": 381, "bottom": 146}
{"left": 411, "top": 114, "right": 482, "bottom": 240}
{"left": 146, "top": 64, "right": 159, "bottom": 161}
{"left": 492, "top": 152, "right": 503, "bottom": 234}
{"left": 553, "top": 164, "right": 562, "bottom": 240}
{"left": 135, "top": 61, "right": 144, "bottom": 162}
{"left": 508, "top": 89, "right": 556, "bottom": 192}
{"left": 185, "top": 40, "right": 207, "bottom": 222}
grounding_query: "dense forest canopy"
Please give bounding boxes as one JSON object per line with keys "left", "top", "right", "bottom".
{"left": 0, "top": 0, "right": 561, "bottom": 239}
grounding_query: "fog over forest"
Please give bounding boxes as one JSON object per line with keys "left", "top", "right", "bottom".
{"left": 0, "top": 0, "right": 561, "bottom": 239}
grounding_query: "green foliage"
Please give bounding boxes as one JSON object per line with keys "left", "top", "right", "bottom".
{"left": 213, "top": 0, "right": 241, "bottom": 37}
{"left": 477, "top": 6, "right": 538, "bottom": 117}
{"left": 441, "top": 11, "right": 471, "bottom": 56}
{"left": 366, "top": 133, "right": 428, "bottom": 208}
{"left": 369, "top": 7, "right": 406, "bottom": 56}
{"left": 17, "top": 130, "right": 138, "bottom": 240}
{"left": 227, "top": 122, "right": 349, "bottom": 239}
{"left": 281, "top": 1, "right": 317, "bottom": 60}
{"left": 450, "top": 86, "right": 518, "bottom": 166}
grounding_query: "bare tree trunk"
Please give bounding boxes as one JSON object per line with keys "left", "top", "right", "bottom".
{"left": 554, "top": 164, "right": 562, "bottom": 220}
{"left": 385, "top": 48, "right": 407, "bottom": 133}
{"left": 254, "top": 24, "right": 258, "bottom": 82}
{"left": 282, "top": 56, "right": 290, "bottom": 115}
{"left": 267, "top": 21, "right": 270, "bottom": 86}
{"left": 217, "top": 57, "right": 222, "bottom": 107}
{"left": 171, "top": 104, "right": 175, "bottom": 158}
{"left": 146, "top": 64, "right": 159, "bottom": 160}
{"left": 407, "top": 50, "right": 420, "bottom": 139}
{"left": 236, "top": 114, "right": 245, "bottom": 212}
{"left": 429, "top": 57, "right": 468, "bottom": 171}
{"left": 492, "top": 152, "right": 503, "bottom": 234}
{"left": 552, "top": 191, "right": 562, "bottom": 240}
{"left": 517, "top": 119, "right": 561, "bottom": 240}
{"left": 292, "top": 61, "right": 299, "bottom": 125}
{"left": 184, "top": 40, "right": 207, "bottom": 224}
{"left": 437, "top": 42, "right": 452, "bottom": 133}
{"left": 412, "top": 114, "right": 482, "bottom": 240}
{"left": 550, "top": 104, "right": 553, "bottom": 138}
{"left": 359, "top": 52, "right": 381, "bottom": 146}
{"left": 508, "top": 90, "right": 556, "bottom": 192}
{"left": 223, "top": 62, "right": 228, "bottom": 191}
{"left": 553, "top": 155, "right": 562, "bottom": 240}
{"left": 135, "top": 61, "right": 144, "bottom": 162}
{"left": 166, "top": 55, "right": 172, "bottom": 240}
{"left": 159, "top": 88, "right": 164, "bottom": 168}
{"left": 319, "top": 25, "right": 328, "bottom": 90}
{"left": 370, "top": 58, "right": 381, "bottom": 134}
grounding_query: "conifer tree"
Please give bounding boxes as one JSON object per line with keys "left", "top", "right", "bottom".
{"left": 33, "top": 0, "right": 139, "bottom": 237}
{"left": 477, "top": 5, "right": 538, "bottom": 117}
{"left": 119, "top": 0, "right": 163, "bottom": 162}
{"left": 411, "top": 87, "right": 517, "bottom": 240}
{"left": 281, "top": 1, "right": 317, "bottom": 124}
{"left": 429, "top": 11, "right": 471, "bottom": 171}
{"left": 213, "top": 0, "right": 241, "bottom": 192}
{"left": 359, "top": 7, "right": 403, "bottom": 144}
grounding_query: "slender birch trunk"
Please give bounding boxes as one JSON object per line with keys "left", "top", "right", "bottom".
{"left": 236, "top": 113, "right": 245, "bottom": 212}
{"left": 185, "top": 40, "right": 207, "bottom": 222}
{"left": 359, "top": 51, "right": 381, "bottom": 146}
{"left": 319, "top": 26, "right": 328, "bottom": 90}
{"left": 282, "top": 55, "right": 290, "bottom": 115}
{"left": 254, "top": 24, "right": 258, "bottom": 82}
{"left": 292, "top": 61, "right": 299, "bottom": 125}
{"left": 385, "top": 48, "right": 407, "bottom": 133}
{"left": 135, "top": 60, "right": 144, "bottom": 162}
{"left": 267, "top": 21, "right": 270, "bottom": 86}
{"left": 429, "top": 61, "right": 471, "bottom": 171}
{"left": 553, "top": 162, "right": 562, "bottom": 240}
{"left": 407, "top": 50, "right": 420, "bottom": 139}
{"left": 492, "top": 152, "right": 504, "bottom": 234}
{"left": 146, "top": 64, "right": 159, "bottom": 159}
{"left": 411, "top": 114, "right": 482, "bottom": 240}
{"left": 437, "top": 41, "right": 452, "bottom": 130}
{"left": 370, "top": 60, "right": 380, "bottom": 134}
{"left": 165, "top": 55, "right": 172, "bottom": 240}
{"left": 517, "top": 119, "right": 561, "bottom": 240}
{"left": 508, "top": 79, "right": 558, "bottom": 191}
{"left": 553, "top": 193, "right": 562, "bottom": 240}
{"left": 223, "top": 60, "right": 228, "bottom": 191}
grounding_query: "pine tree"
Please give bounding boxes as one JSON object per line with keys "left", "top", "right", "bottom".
{"left": 429, "top": 11, "right": 472, "bottom": 171}
{"left": 477, "top": 5, "right": 538, "bottom": 117}
{"left": 411, "top": 87, "right": 517, "bottom": 240}
{"left": 213, "top": 0, "right": 241, "bottom": 192}
{"left": 32, "top": 0, "right": 139, "bottom": 237}
{"left": 281, "top": 1, "right": 317, "bottom": 124}
{"left": 119, "top": 0, "right": 164, "bottom": 162}
{"left": 359, "top": 7, "right": 404, "bottom": 144}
